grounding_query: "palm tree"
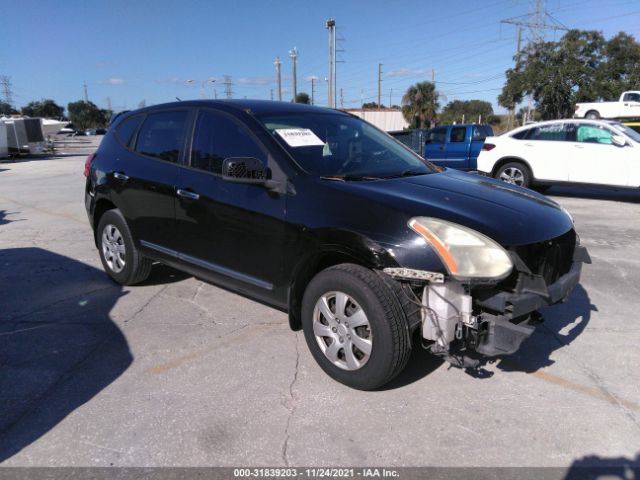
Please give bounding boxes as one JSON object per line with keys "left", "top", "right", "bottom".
{"left": 401, "top": 81, "right": 439, "bottom": 128}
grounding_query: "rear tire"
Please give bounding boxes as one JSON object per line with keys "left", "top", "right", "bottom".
{"left": 301, "top": 264, "right": 411, "bottom": 390}
{"left": 495, "top": 161, "right": 532, "bottom": 188}
{"left": 585, "top": 110, "right": 600, "bottom": 120}
{"left": 97, "top": 209, "right": 152, "bottom": 285}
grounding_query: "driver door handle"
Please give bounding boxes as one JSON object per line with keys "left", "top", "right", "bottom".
{"left": 177, "top": 189, "right": 200, "bottom": 200}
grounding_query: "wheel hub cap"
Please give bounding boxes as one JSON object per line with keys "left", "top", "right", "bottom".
{"left": 101, "top": 224, "right": 126, "bottom": 273}
{"left": 312, "top": 291, "right": 372, "bottom": 371}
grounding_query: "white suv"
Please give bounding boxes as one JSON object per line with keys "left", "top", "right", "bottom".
{"left": 477, "top": 119, "right": 640, "bottom": 189}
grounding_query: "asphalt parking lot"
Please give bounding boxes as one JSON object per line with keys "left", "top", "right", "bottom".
{"left": 1, "top": 138, "right": 639, "bottom": 471}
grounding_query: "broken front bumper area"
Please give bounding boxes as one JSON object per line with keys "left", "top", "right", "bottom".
{"left": 414, "top": 244, "right": 590, "bottom": 364}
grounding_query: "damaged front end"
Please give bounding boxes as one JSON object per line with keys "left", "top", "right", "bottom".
{"left": 385, "top": 223, "right": 591, "bottom": 367}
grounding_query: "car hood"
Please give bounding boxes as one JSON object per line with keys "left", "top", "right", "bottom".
{"left": 341, "top": 169, "right": 573, "bottom": 246}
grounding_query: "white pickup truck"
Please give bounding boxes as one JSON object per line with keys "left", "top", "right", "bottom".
{"left": 575, "top": 91, "right": 640, "bottom": 119}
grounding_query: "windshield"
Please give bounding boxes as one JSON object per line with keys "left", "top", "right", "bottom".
{"left": 256, "top": 112, "right": 437, "bottom": 178}
{"left": 610, "top": 122, "right": 640, "bottom": 143}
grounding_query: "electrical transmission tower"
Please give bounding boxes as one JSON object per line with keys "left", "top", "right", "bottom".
{"left": 501, "top": 0, "right": 569, "bottom": 123}
{"left": 223, "top": 75, "right": 233, "bottom": 99}
{"left": 1, "top": 76, "right": 13, "bottom": 110}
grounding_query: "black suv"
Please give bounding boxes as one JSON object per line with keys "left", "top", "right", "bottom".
{"left": 85, "top": 100, "right": 589, "bottom": 389}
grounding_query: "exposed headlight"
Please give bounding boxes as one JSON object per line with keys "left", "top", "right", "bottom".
{"left": 408, "top": 217, "right": 513, "bottom": 280}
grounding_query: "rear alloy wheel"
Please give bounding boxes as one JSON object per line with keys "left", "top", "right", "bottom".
{"left": 301, "top": 264, "right": 411, "bottom": 390}
{"left": 585, "top": 110, "right": 600, "bottom": 120}
{"left": 495, "top": 162, "right": 531, "bottom": 188}
{"left": 97, "top": 209, "right": 152, "bottom": 285}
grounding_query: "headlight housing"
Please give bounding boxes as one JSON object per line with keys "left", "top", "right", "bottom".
{"left": 408, "top": 217, "right": 513, "bottom": 281}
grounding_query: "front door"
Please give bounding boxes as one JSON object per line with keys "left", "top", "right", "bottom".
{"left": 569, "top": 124, "right": 630, "bottom": 186}
{"left": 174, "top": 108, "right": 287, "bottom": 304}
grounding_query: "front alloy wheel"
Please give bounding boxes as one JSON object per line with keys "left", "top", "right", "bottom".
{"left": 301, "top": 263, "right": 411, "bottom": 390}
{"left": 313, "top": 291, "right": 372, "bottom": 371}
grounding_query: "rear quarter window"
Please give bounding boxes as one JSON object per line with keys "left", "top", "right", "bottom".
{"left": 115, "top": 115, "right": 143, "bottom": 148}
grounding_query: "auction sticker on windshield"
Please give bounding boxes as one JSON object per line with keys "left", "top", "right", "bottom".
{"left": 276, "top": 128, "right": 325, "bottom": 147}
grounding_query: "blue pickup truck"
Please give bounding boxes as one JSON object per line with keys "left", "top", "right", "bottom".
{"left": 390, "top": 124, "right": 493, "bottom": 171}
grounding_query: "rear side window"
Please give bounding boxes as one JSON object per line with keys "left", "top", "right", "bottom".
{"left": 428, "top": 127, "right": 447, "bottom": 144}
{"left": 135, "top": 111, "right": 188, "bottom": 162}
{"left": 190, "top": 110, "right": 266, "bottom": 174}
{"left": 511, "top": 129, "right": 530, "bottom": 140}
{"left": 115, "top": 115, "right": 143, "bottom": 147}
{"left": 450, "top": 127, "right": 466, "bottom": 143}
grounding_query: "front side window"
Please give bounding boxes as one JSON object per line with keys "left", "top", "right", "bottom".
{"left": 256, "top": 112, "right": 436, "bottom": 178}
{"left": 450, "top": 127, "right": 466, "bottom": 143}
{"left": 576, "top": 125, "right": 613, "bottom": 145}
{"left": 528, "top": 123, "right": 569, "bottom": 141}
{"left": 134, "top": 111, "right": 188, "bottom": 162}
{"left": 191, "top": 110, "right": 266, "bottom": 174}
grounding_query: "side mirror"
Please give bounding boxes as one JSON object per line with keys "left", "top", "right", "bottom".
{"left": 611, "top": 135, "right": 627, "bottom": 147}
{"left": 221, "top": 157, "right": 267, "bottom": 184}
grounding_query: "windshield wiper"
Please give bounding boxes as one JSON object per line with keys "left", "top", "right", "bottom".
{"left": 383, "top": 169, "right": 426, "bottom": 179}
{"left": 320, "top": 175, "right": 383, "bottom": 181}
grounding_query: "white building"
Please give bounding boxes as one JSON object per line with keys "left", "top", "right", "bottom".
{"left": 344, "top": 109, "right": 409, "bottom": 132}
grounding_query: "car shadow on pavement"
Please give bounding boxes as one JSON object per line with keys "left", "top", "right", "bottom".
{"left": 548, "top": 185, "right": 640, "bottom": 203}
{"left": 0, "top": 247, "right": 132, "bottom": 463}
{"left": 377, "top": 343, "right": 444, "bottom": 391}
{"left": 495, "top": 283, "right": 596, "bottom": 374}
{"left": 564, "top": 452, "right": 640, "bottom": 479}
{"left": 140, "top": 263, "right": 191, "bottom": 286}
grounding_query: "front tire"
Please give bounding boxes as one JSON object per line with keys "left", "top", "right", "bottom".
{"left": 301, "top": 264, "right": 411, "bottom": 390}
{"left": 97, "top": 209, "right": 152, "bottom": 285}
{"left": 495, "top": 161, "right": 532, "bottom": 188}
{"left": 585, "top": 110, "right": 600, "bottom": 119}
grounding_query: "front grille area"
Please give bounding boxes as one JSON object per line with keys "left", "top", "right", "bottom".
{"left": 510, "top": 229, "right": 576, "bottom": 285}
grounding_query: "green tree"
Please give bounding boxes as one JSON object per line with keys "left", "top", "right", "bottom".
{"left": 295, "top": 92, "right": 310, "bottom": 104}
{"left": 0, "top": 101, "right": 15, "bottom": 115}
{"left": 498, "top": 29, "right": 640, "bottom": 120}
{"left": 439, "top": 100, "right": 494, "bottom": 124}
{"left": 21, "top": 99, "right": 65, "bottom": 118}
{"left": 362, "top": 102, "right": 386, "bottom": 109}
{"left": 67, "top": 101, "right": 110, "bottom": 129}
{"left": 401, "top": 81, "right": 439, "bottom": 128}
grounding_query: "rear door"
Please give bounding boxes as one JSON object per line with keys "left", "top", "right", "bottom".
{"left": 110, "top": 109, "right": 191, "bottom": 253}
{"left": 517, "top": 123, "right": 574, "bottom": 181}
{"left": 424, "top": 127, "right": 448, "bottom": 162}
{"left": 174, "top": 108, "right": 287, "bottom": 304}
{"left": 436, "top": 126, "right": 469, "bottom": 169}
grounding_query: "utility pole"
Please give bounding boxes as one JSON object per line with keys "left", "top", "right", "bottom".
{"left": 270, "top": 89, "right": 274, "bottom": 101}
{"left": 107, "top": 96, "right": 112, "bottom": 111}
{"left": 340, "top": 88, "right": 343, "bottom": 108}
{"left": 274, "top": 56, "right": 282, "bottom": 101}
{"left": 83, "top": 80, "right": 89, "bottom": 102}
{"left": 223, "top": 75, "right": 233, "bottom": 99}
{"left": 1, "top": 76, "right": 13, "bottom": 111}
{"left": 389, "top": 88, "right": 392, "bottom": 108}
{"left": 377, "top": 63, "right": 382, "bottom": 108}
{"left": 326, "top": 18, "right": 336, "bottom": 108}
{"left": 431, "top": 68, "right": 435, "bottom": 87}
{"left": 289, "top": 47, "right": 298, "bottom": 102}
{"left": 311, "top": 77, "right": 316, "bottom": 105}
